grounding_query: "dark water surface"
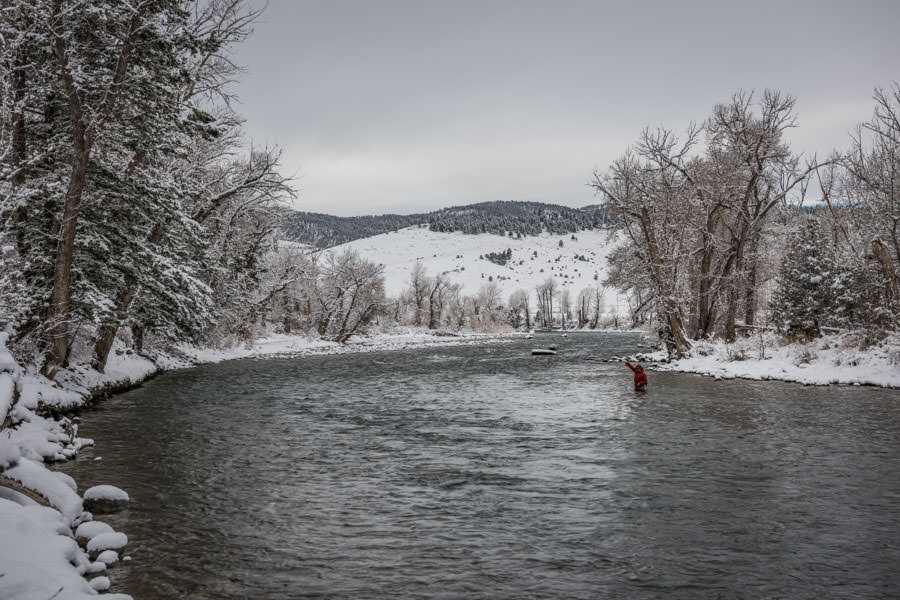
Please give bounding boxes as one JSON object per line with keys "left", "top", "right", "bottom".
{"left": 59, "top": 332, "right": 900, "bottom": 599}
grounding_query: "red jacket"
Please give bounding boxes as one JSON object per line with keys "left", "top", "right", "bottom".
{"left": 625, "top": 361, "right": 648, "bottom": 388}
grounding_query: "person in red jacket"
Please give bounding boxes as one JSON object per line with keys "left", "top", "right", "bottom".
{"left": 625, "top": 361, "right": 648, "bottom": 391}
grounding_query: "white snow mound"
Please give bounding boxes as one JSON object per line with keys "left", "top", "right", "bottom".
{"left": 86, "top": 531, "right": 128, "bottom": 552}
{"left": 75, "top": 519, "right": 114, "bottom": 540}
{"left": 83, "top": 484, "right": 130, "bottom": 502}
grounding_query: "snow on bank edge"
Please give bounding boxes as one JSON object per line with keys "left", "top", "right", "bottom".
{"left": 160, "top": 329, "right": 514, "bottom": 368}
{"left": 638, "top": 331, "right": 900, "bottom": 388}
{"left": 1, "top": 332, "right": 136, "bottom": 599}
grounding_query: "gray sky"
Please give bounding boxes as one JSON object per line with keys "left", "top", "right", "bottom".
{"left": 233, "top": 0, "right": 900, "bottom": 216}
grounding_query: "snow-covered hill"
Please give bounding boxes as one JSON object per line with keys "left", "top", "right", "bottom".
{"left": 336, "top": 225, "right": 631, "bottom": 322}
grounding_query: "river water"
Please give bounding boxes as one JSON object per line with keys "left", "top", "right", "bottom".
{"left": 59, "top": 332, "right": 900, "bottom": 599}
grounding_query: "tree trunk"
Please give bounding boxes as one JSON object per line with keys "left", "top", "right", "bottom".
{"left": 43, "top": 147, "right": 89, "bottom": 377}
{"left": 695, "top": 210, "right": 721, "bottom": 338}
{"left": 696, "top": 249, "right": 716, "bottom": 338}
{"left": 91, "top": 223, "right": 164, "bottom": 372}
{"left": 10, "top": 51, "right": 27, "bottom": 187}
{"left": 132, "top": 324, "right": 145, "bottom": 353}
{"left": 743, "top": 263, "right": 758, "bottom": 327}
{"left": 724, "top": 223, "right": 750, "bottom": 342}
{"left": 92, "top": 275, "right": 138, "bottom": 373}
{"left": 743, "top": 237, "right": 760, "bottom": 327}
{"left": 638, "top": 207, "right": 691, "bottom": 357}
{"left": 873, "top": 239, "right": 898, "bottom": 301}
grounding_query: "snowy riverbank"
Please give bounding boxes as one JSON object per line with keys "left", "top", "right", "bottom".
{"left": 637, "top": 331, "right": 900, "bottom": 389}
{"left": 0, "top": 329, "right": 510, "bottom": 598}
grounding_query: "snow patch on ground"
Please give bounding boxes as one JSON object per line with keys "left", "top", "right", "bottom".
{"left": 641, "top": 331, "right": 900, "bottom": 388}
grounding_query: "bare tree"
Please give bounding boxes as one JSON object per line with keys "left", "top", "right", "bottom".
{"left": 310, "top": 249, "right": 385, "bottom": 343}
{"left": 593, "top": 90, "right": 820, "bottom": 354}
{"left": 558, "top": 289, "right": 572, "bottom": 328}
{"left": 427, "top": 274, "right": 455, "bottom": 329}
{"left": 535, "top": 278, "right": 557, "bottom": 329}
{"left": 406, "top": 261, "right": 430, "bottom": 326}
{"left": 508, "top": 289, "right": 531, "bottom": 330}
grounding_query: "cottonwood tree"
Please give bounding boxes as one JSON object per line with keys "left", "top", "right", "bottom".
{"left": 592, "top": 148, "right": 694, "bottom": 356}
{"left": 577, "top": 287, "right": 596, "bottom": 329}
{"left": 473, "top": 281, "right": 504, "bottom": 329}
{"left": 535, "top": 278, "right": 557, "bottom": 328}
{"left": 704, "top": 91, "right": 817, "bottom": 341}
{"left": 426, "top": 274, "right": 456, "bottom": 329}
{"left": 308, "top": 249, "right": 385, "bottom": 343}
{"left": 593, "top": 90, "right": 819, "bottom": 355}
{"left": 405, "top": 260, "right": 430, "bottom": 326}
{"left": 507, "top": 289, "right": 531, "bottom": 330}
{"left": 558, "top": 289, "right": 572, "bottom": 328}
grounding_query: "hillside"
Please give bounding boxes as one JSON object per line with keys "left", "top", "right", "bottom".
{"left": 336, "top": 226, "right": 631, "bottom": 322}
{"left": 281, "top": 201, "right": 612, "bottom": 248}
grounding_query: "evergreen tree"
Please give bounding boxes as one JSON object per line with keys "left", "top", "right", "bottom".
{"left": 770, "top": 220, "right": 842, "bottom": 339}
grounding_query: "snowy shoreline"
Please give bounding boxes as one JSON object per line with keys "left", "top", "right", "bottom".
{"left": 635, "top": 331, "right": 900, "bottom": 389}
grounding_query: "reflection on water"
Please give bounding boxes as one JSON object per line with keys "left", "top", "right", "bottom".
{"left": 59, "top": 333, "right": 900, "bottom": 599}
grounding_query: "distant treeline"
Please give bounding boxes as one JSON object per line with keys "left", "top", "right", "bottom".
{"left": 282, "top": 201, "right": 612, "bottom": 247}
{"left": 281, "top": 210, "right": 426, "bottom": 247}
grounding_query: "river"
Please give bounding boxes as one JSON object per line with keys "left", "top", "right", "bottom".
{"left": 58, "top": 332, "right": 900, "bottom": 599}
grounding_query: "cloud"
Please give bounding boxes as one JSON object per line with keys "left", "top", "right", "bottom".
{"left": 235, "top": 0, "right": 900, "bottom": 216}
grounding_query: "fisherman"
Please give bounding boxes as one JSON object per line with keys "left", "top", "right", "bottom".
{"left": 624, "top": 360, "right": 648, "bottom": 391}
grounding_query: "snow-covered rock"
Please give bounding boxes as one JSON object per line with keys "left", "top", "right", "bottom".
{"left": 0, "top": 372, "right": 14, "bottom": 423}
{"left": 86, "top": 531, "right": 128, "bottom": 553}
{"left": 97, "top": 549, "right": 119, "bottom": 565}
{"left": 75, "top": 519, "right": 114, "bottom": 543}
{"left": 84, "top": 484, "right": 130, "bottom": 502}
{"left": 86, "top": 559, "right": 108, "bottom": 573}
{"left": 88, "top": 575, "right": 111, "bottom": 592}
{"left": 83, "top": 484, "right": 130, "bottom": 513}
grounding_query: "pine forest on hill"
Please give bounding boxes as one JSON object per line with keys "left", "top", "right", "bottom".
{"left": 281, "top": 201, "right": 612, "bottom": 248}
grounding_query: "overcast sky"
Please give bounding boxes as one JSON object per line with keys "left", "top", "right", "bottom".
{"left": 232, "top": 0, "right": 900, "bottom": 217}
